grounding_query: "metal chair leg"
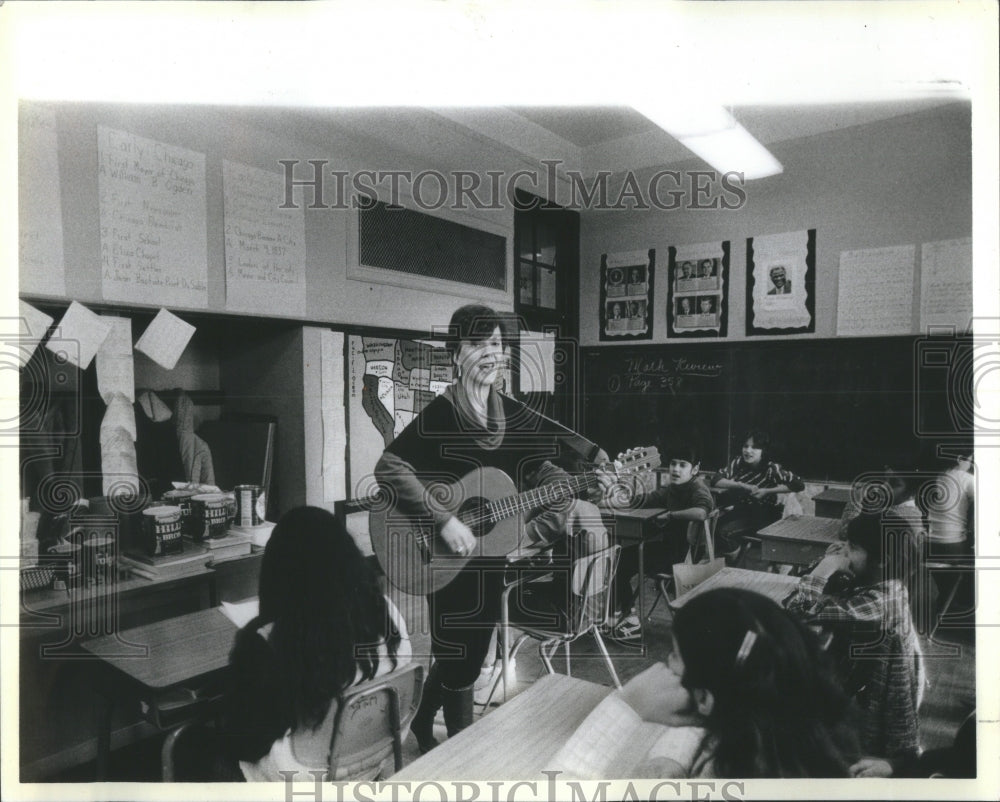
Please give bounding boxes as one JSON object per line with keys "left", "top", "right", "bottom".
{"left": 592, "top": 629, "right": 622, "bottom": 689}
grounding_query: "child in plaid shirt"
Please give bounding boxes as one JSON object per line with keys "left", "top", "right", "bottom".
{"left": 785, "top": 512, "right": 924, "bottom": 767}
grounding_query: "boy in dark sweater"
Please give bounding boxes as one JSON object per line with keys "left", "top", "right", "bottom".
{"left": 610, "top": 443, "right": 715, "bottom": 639}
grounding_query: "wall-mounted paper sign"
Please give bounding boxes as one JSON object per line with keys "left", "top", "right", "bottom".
{"left": 47, "top": 301, "right": 112, "bottom": 369}
{"left": 135, "top": 308, "right": 196, "bottom": 370}
{"left": 97, "top": 317, "right": 135, "bottom": 403}
{"left": 17, "top": 301, "right": 54, "bottom": 367}
{"left": 519, "top": 330, "right": 556, "bottom": 393}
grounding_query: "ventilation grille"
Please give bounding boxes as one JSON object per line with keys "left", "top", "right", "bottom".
{"left": 359, "top": 202, "right": 506, "bottom": 291}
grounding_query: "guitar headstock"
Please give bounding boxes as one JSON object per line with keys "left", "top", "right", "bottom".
{"left": 610, "top": 446, "right": 661, "bottom": 476}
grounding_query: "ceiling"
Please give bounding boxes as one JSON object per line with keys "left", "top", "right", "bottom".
{"left": 278, "top": 97, "right": 966, "bottom": 181}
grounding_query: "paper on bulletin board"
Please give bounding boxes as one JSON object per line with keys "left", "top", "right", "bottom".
{"left": 19, "top": 105, "right": 66, "bottom": 296}
{"left": 223, "top": 160, "right": 307, "bottom": 317}
{"left": 519, "top": 330, "right": 556, "bottom": 393}
{"left": 920, "top": 237, "right": 972, "bottom": 332}
{"left": 98, "top": 126, "right": 209, "bottom": 308}
{"left": 749, "top": 230, "right": 811, "bottom": 330}
{"left": 321, "top": 329, "right": 347, "bottom": 501}
{"left": 671, "top": 242, "right": 724, "bottom": 334}
{"left": 47, "top": 301, "right": 112, "bottom": 369}
{"left": 135, "top": 308, "right": 196, "bottom": 370}
{"left": 837, "top": 244, "right": 915, "bottom": 336}
{"left": 17, "top": 301, "right": 53, "bottom": 366}
{"left": 96, "top": 316, "right": 135, "bottom": 403}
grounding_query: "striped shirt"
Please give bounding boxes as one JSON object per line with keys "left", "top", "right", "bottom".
{"left": 714, "top": 457, "right": 804, "bottom": 508}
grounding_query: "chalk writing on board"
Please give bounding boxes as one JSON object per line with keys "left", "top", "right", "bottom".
{"left": 608, "top": 355, "right": 724, "bottom": 395}
{"left": 98, "top": 126, "right": 209, "bottom": 308}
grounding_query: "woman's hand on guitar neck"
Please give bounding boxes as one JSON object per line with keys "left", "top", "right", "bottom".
{"left": 441, "top": 516, "right": 477, "bottom": 556}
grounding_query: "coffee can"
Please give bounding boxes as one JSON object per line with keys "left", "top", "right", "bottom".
{"left": 234, "top": 484, "right": 261, "bottom": 527}
{"left": 141, "top": 505, "right": 184, "bottom": 556}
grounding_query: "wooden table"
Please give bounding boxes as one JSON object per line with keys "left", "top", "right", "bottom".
{"left": 669, "top": 567, "right": 800, "bottom": 611}
{"left": 393, "top": 674, "right": 611, "bottom": 780}
{"left": 756, "top": 514, "right": 841, "bottom": 569}
{"left": 812, "top": 487, "right": 852, "bottom": 519}
{"left": 80, "top": 606, "right": 239, "bottom": 779}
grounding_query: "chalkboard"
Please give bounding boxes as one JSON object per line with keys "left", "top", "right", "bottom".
{"left": 582, "top": 336, "right": 972, "bottom": 482}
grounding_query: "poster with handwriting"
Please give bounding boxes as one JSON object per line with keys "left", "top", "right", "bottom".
{"left": 98, "top": 126, "right": 208, "bottom": 307}
{"left": 19, "top": 105, "right": 66, "bottom": 296}
{"left": 223, "top": 160, "right": 307, "bottom": 317}
{"left": 920, "top": 237, "right": 973, "bottom": 332}
{"left": 837, "top": 244, "right": 915, "bottom": 336}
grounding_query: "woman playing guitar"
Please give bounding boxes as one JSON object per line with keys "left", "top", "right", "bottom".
{"left": 374, "top": 304, "right": 611, "bottom": 753}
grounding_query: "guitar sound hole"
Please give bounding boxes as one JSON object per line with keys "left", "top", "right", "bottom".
{"left": 457, "top": 497, "right": 495, "bottom": 539}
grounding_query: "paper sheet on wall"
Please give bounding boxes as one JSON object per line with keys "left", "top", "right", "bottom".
{"left": 519, "top": 330, "right": 556, "bottom": 393}
{"left": 100, "top": 424, "right": 140, "bottom": 499}
{"left": 223, "top": 160, "right": 307, "bottom": 317}
{"left": 101, "top": 393, "right": 137, "bottom": 443}
{"left": 837, "top": 244, "right": 915, "bottom": 335}
{"left": 98, "top": 126, "right": 209, "bottom": 308}
{"left": 19, "top": 105, "right": 66, "bottom": 296}
{"left": 321, "top": 329, "right": 347, "bottom": 501}
{"left": 920, "top": 237, "right": 973, "bottom": 332}
{"left": 47, "top": 301, "right": 112, "bottom": 369}
{"left": 135, "top": 308, "right": 196, "bottom": 370}
{"left": 749, "top": 230, "right": 811, "bottom": 330}
{"left": 17, "top": 301, "right": 54, "bottom": 366}
{"left": 96, "top": 317, "right": 135, "bottom": 403}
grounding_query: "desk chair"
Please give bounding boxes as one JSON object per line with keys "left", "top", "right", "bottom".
{"left": 644, "top": 509, "right": 720, "bottom": 623}
{"left": 924, "top": 554, "right": 975, "bottom": 641}
{"left": 162, "top": 662, "right": 423, "bottom": 782}
{"left": 485, "top": 545, "right": 622, "bottom": 707}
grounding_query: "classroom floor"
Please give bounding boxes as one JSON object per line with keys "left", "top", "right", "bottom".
{"left": 46, "top": 544, "right": 976, "bottom": 782}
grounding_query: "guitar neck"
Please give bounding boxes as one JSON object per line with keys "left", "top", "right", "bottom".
{"left": 465, "top": 472, "right": 600, "bottom": 525}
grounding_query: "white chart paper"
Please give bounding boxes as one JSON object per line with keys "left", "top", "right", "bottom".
{"left": 223, "top": 160, "right": 307, "bottom": 317}
{"left": 920, "top": 237, "right": 973, "bottom": 332}
{"left": 19, "top": 106, "right": 66, "bottom": 296}
{"left": 837, "top": 244, "right": 916, "bottom": 335}
{"left": 98, "top": 126, "right": 208, "bottom": 308}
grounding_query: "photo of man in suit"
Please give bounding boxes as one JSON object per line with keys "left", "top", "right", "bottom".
{"left": 767, "top": 265, "right": 791, "bottom": 294}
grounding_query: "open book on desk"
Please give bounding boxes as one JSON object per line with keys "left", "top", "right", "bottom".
{"left": 547, "top": 663, "right": 706, "bottom": 780}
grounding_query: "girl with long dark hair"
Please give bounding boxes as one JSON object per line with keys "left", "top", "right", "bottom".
{"left": 223, "top": 506, "right": 409, "bottom": 780}
{"left": 670, "top": 588, "right": 859, "bottom": 777}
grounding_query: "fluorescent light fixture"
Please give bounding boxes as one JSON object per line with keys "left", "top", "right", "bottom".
{"left": 636, "top": 104, "right": 784, "bottom": 180}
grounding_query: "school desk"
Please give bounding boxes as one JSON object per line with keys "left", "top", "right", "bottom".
{"left": 668, "top": 566, "right": 800, "bottom": 612}
{"left": 603, "top": 507, "right": 670, "bottom": 631}
{"left": 756, "top": 514, "right": 841, "bottom": 570}
{"left": 79, "top": 605, "right": 239, "bottom": 779}
{"left": 812, "top": 487, "right": 853, "bottom": 519}
{"left": 392, "top": 673, "right": 611, "bottom": 781}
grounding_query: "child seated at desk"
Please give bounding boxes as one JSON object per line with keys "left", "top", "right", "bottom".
{"left": 637, "top": 588, "right": 858, "bottom": 777}
{"left": 785, "top": 512, "right": 924, "bottom": 769}
{"left": 610, "top": 443, "right": 715, "bottom": 640}
{"left": 218, "top": 506, "right": 411, "bottom": 781}
{"left": 710, "top": 429, "right": 804, "bottom": 555}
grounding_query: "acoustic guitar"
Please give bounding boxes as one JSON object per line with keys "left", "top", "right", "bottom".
{"left": 370, "top": 448, "right": 660, "bottom": 595}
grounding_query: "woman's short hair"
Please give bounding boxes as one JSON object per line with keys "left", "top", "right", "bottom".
{"left": 446, "top": 304, "right": 507, "bottom": 357}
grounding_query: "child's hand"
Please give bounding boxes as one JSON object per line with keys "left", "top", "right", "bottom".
{"left": 849, "top": 757, "right": 894, "bottom": 778}
{"left": 749, "top": 487, "right": 771, "bottom": 500}
{"left": 811, "top": 552, "right": 851, "bottom": 579}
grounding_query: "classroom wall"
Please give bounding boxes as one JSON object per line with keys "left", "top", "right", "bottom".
{"left": 22, "top": 102, "right": 516, "bottom": 333}
{"left": 578, "top": 104, "right": 972, "bottom": 346}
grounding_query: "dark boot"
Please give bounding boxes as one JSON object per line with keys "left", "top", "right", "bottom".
{"left": 410, "top": 663, "right": 441, "bottom": 753}
{"left": 441, "top": 684, "right": 474, "bottom": 736}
